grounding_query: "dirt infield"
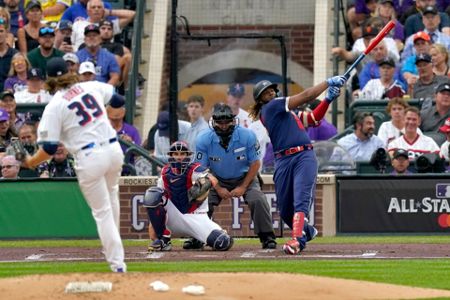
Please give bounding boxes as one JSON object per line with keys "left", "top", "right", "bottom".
{"left": 2, "top": 272, "right": 450, "bottom": 300}
{"left": 1, "top": 243, "right": 450, "bottom": 299}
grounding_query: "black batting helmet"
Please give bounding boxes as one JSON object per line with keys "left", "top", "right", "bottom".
{"left": 212, "top": 103, "right": 235, "bottom": 121}
{"left": 253, "top": 80, "right": 279, "bottom": 101}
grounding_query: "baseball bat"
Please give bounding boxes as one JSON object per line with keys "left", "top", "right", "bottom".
{"left": 343, "top": 20, "right": 396, "bottom": 79}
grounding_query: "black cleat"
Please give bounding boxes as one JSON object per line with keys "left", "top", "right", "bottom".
{"left": 182, "top": 238, "right": 205, "bottom": 250}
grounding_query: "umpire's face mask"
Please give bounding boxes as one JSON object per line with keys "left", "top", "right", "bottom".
{"left": 213, "top": 119, "right": 235, "bottom": 148}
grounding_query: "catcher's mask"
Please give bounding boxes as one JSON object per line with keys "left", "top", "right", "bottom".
{"left": 167, "top": 141, "right": 192, "bottom": 174}
{"left": 211, "top": 103, "right": 236, "bottom": 147}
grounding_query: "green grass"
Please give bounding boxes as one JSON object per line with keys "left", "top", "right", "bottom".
{"left": 1, "top": 236, "right": 450, "bottom": 295}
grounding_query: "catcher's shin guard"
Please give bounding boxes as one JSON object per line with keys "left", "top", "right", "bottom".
{"left": 146, "top": 206, "right": 167, "bottom": 237}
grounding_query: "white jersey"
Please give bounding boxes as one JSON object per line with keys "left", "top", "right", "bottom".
{"left": 37, "top": 81, "right": 116, "bottom": 154}
{"left": 248, "top": 120, "right": 270, "bottom": 169}
{"left": 377, "top": 121, "right": 423, "bottom": 147}
{"left": 440, "top": 140, "right": 450, "bottom": 160}
{"left": 387, "top": 134, "right": 440, "bottom": 161}
{"left": 236, "top": 108, "right": 252, "bottom": 128}
{"left": 14, "top": 89, "right": 52, "bottom": 104}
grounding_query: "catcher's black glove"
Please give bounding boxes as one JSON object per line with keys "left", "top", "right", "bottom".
{"left": 9, "top": 139, "right": 28, "bottom": 163}
{"left": 188, "top": 176, "right": 212, "bottom": 203}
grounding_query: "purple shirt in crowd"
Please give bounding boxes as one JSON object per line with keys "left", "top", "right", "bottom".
{"left": 4, "top": 76, "right": 27, "bottom": 93}
{"left": 307, "top": 119, "right": 338, "bottom": 142}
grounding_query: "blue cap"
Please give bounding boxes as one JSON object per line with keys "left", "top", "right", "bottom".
{"left": 227, "top": 83, "right": 245, "bottom": 97}
{"left": 157, "top": 111, "right": 170, "bottom": 137}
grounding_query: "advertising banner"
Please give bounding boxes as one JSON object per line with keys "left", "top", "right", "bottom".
{"left": 338, "top": 178, "right": 450, "bottom": 233}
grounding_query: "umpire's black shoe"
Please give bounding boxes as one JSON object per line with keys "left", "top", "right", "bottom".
{"left": 262, "top": 237, "right": 277, "bottom": 249}
{"left": 183, "top": 238, "right": 204, "bottom": 250}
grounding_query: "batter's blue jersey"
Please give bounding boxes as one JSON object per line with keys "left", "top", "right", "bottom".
{"left": 195, "top": 126, "right": 261, "bottom": 179}
{"left": 261, "top": 97, "right": 312, "bottom": 153}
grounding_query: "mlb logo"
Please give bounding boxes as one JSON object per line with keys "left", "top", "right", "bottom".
{"left": 436, "top": 184, "right": 450, "bottom": 198}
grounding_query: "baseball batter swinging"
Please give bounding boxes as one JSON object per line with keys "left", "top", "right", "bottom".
{"left": 23, "top": 57, "right": 126, "bottom": 272}
{"left": 249, "top": 76, "right": 345, "bottom": 254}
{"left": 144, "top": 141, "right": 233, "bottom": 252}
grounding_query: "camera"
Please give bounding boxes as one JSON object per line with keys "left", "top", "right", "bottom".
{"left": 370, "top": 147, "right": 390, "bottom": 173}
{"left": 415, "top": 153, "right": 445, "bottom": 173}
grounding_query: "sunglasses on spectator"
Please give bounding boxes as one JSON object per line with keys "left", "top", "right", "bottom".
{"left": 0, "top": 18, "right": 6, "bottom": 26}
{"left": 39, "top": 27, "right": 55, "bottom": 35}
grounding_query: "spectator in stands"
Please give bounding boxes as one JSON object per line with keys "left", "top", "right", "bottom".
{"left": 0, "top": 7, "right": 16, "bottom": 48}
{"left": 398, "top": 0, "right": 418, "bottom": 24}
{"left": 3, "top": 0, "right": 25, "bottom": 38}
{"left": 62, "top": 52, "right": 79, "bottom": 74}
{"left": 27, "top": 26, "right": 64, "bottom": 76}
{"left": 4, "top": 52, "right": 30, "bottom": 93}
{"left": 78, "top": 61, "right": 96, "bottom": 82}
{"left": 438, "top": 117, "right": 450, "bottom": 160}
{"left": 347, "top": 0, "right": 378, "bottom": 40}
{"left": 76, "top": 24, "right": 120, "bottom": 86}
{"left": 390, "top": 148, "right": 413, "bottom": 175}
{"left": 375, "top": 0, "right": 405, "bottom": 51}
{"left": 337, "top": 111, "right": 384, "bottom": 161}
{"left": 36, "top": 0, "right": 71, "bottom": 23}
{"left": 14, "top": 68, "right": 52, "bottom": 103}
{"left": 153, "top": 110, "right": 191, "bottom": 163}
{"left": 71, "top": 0, "right": 135, "bottom": 51}
{"left": 61, "top": 0, "right": 114, "bottom": 23}
{"left": 106, "top": 95, "right": 141, "bottom": 154}
{"left": 331, "top": 21, "right": 400, "bottom": 79}
{"left": 430, "top": 43, "right": 450, "bottom": 76}
{"left": 401, "top": 31, "right": 431, "bottom": 89}
{"left": 226, "top": 83, "right": 252, "bottom": 128}
{"left": 0, "top": 155, "right": 20, "bottom": 179}
{"left": 0, "top": 90, "right": 25, "bottom": 132}
{"left": 0, "top": 17, "right": 18, "bottom": 91}
{"left": 0, "top": 108, "right": 17, "bottom": 149}
{"left": 412, "top": 53, "right": 448, "bottom": 100}
{"left": 16, "top": 0, "right": 44, "bottom": 54}
{"left": 38, "top": 143, "right": 76, "bottom": 178}
{"left": 359, "top": 57, "right": 405, "bottom": 100}
{"left": 420, "top": 81, "right": 450, "bottom": 134}
{"left": 378, "top": 97, "right": 423, "bottom": 147}
{"left": 54, "top": 19, "right": 73, "bottom": 53}
{"left": 98, "top": 19, "right": 131, "bottom": 89}
{"left": 356, "top": 39, "right": 405, "bottom": 97}
{"left": 402, "top": 5, "right": 450, "bottom": 61}
{"left": 404, "top": 2, "right": 450, "bottom": 38}
{"left": 184, "top": 95, "right": 208, "bottom": 152}
{"left": 387, "top": 106, "right": 440, "bottom": 160}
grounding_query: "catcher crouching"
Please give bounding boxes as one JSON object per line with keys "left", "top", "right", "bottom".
{"left": 143, "top": 141, "right": 233, "bottom": 252}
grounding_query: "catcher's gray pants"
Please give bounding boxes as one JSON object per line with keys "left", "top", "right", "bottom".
{"left": 208, "top": 176, "right": 274, "bottom": 235}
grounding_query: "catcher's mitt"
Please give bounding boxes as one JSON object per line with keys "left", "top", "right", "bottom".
{"left": 9, "top": 139, "right": 27, "bottom": 162}
{"left": 188, "top": 176, "right": 212, "bottom": 203}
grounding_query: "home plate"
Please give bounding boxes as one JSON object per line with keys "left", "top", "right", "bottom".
{"left": 65, "top": 281, "right": 112, "bottom": 293}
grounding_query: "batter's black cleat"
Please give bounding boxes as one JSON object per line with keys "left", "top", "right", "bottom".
{"left": 261, "top": 237, "right": 277, "bottom": 249}
{"left": 183, "top": 237, "right": 205, "bottom": 250}
{"left": 148, "top": 237, "right": 172, "bottom": 252}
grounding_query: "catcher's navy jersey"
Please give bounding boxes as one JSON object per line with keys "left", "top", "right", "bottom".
{"left": 260, "top": 97, "right": 312, "bottom": 153}
{"left": 161, "top": 162, "right": 206, "bottom": 214}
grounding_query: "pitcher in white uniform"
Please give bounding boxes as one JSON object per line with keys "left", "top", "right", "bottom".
{"left": 24, "top": 57, "right": 126, "bottom": 273}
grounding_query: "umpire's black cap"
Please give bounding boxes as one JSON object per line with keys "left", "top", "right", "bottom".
{"left": 47, "top": 57, "right": 68, "bottom": 77}
{"left": 212, "top": 103, "right": 235, "bottom": 121}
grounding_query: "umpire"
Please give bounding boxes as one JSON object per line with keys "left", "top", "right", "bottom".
{"left": 195, "top": 103, "right": 277, "bottom": 249}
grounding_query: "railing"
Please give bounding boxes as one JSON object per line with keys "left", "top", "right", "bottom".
{"left": 124, "top": 0, "right": 145, "bottom": 124}
{"left": 119, "top": 138, "right": 165, "bottom": 176}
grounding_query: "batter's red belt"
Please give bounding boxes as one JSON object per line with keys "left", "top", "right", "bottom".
{"left": 275, "top": 144, "right": 313, "bottom": 158}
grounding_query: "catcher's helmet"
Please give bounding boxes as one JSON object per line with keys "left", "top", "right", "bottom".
{"left": 253, "top": 80, "right": 279, "bottom": 101}
{"left": 167, "top": 141, "right": 192, "bottom": 174}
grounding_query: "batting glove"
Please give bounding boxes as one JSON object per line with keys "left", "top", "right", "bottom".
{"left": 325, "top": 86, "right": 340, "bottom": 103}
{"left": 326, "top": 75, "right": 346, "bottom": 88}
